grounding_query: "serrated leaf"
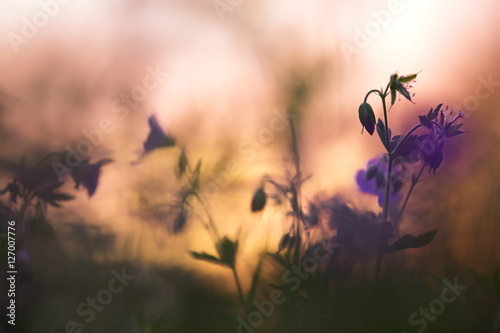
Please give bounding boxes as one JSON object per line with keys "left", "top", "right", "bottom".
{"left": 386, "top": 230, "right": 437, "bottom": 253}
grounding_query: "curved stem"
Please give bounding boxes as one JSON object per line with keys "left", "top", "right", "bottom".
{"left": 231, "top": 265, "right": 247, "bottom": 314}
{"left": 33, "top": 152, "right": 62, "bottom": 170}
{"left": 393, "top": 164, "right": 426, "bottom": 231}
{"left": 392, "top": 124, "right": 422, "bottom": 156}
{"left": 364, "top": 89, "right": 381, "bottom": 104}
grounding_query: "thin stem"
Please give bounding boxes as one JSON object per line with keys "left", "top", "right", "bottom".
{"left": 393, "top": 163, "right": 426, "bottom": 231}
{"left": 289, "top": 116, "right": 304, "bottom": 266}
{"left": 195, "top": 193, "right": 221, "bottom": 241}
{"left": 381, "top": 94, "right": 392, "bottom": 221}
{"left": 33, "top": 152, "right": 62, "bottom": 170}
{"left": 289, "top": 117, "right": 301, "bottom": 177}
{"left": 375, "top": 252, "right": 383, "bottom": 281}
{"left": 364, "top": 89, "right": 381, "bottom": 103}
{"left": 231, "top": 265, "right": 247, "bottom": 314}
{"left": 392, "top": 124, "right": 422, "bottom": 156}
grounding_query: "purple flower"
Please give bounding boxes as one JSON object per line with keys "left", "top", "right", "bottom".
{"left": 389, "top": 72, "right": 418, "bottom": 106}
{"left": 416, "top": 106, "right": 466, "bottom": 173}
{"left": 356, "top": 157, "right": 403, "bottom": 207}
{"left": 143, "top": 115, "right": 176, "bottom": 154}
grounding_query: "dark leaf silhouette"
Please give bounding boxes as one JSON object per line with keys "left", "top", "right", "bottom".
{"left": 190, "top": 251, "right": 226, "bottom": 267}
{"left": 386, "top": 230, "right": 437, "bottom": 253}
{"left": 175, "top": 149, "right": 188, "bottom": 179}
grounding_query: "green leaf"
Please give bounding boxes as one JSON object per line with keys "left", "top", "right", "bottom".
{"left": 386, "top": 230, "right": 437, "bottom": 253}
{"left": 376, "top": 119, "right": 389, "bottom": 151}
{"left": 398, "top": 73, "right": 417, "bottom": 82}
{"left": 390, "top": 85, "right": 397, "bottom": 106}
{"left": 251, "top": 187, "right": 267, "bottom": 212}
{"left": 190, "top": 251, "right": 228, "bottom": 267}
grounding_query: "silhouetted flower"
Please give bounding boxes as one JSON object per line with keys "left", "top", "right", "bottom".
{"left": 356, "top": 157, "right": 403, "bottom": 207}
{"left": 69, "top": 158, "right": 113, "bottom": 197}
{"left": 389, "top": 72, "right": 418, "bottom": 106}
{"left": 143, "top": 115, "right": 176, "bottom": 154}
{"left": 417, "top": 106, "right": 466, "bottom": 173}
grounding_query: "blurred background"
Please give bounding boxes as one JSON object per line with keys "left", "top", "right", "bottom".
{"left": 0, "top": 0, "right": 499, "bottom": 332}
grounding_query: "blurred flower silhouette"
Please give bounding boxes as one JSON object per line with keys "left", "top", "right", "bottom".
{"left": 132, "top": 115, "right": 176, "bottom": 164}
{"left": 143, "top": 115, "right": 176, "bottom": 153}
{"left": 69, "top": 158, "right": 113, "bottom": 197}
{"left": 356, "top": 156, "right": 403, "bottom": 207}
{"left": 416, "top": 106, "right": 466, "bottom": 173}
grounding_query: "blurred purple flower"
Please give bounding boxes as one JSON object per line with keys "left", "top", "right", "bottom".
{"left": 417, "top": 106, "right": 466, "bottom": 173}
{"left": 70, "top": 158, "right": 113, "bottom": 197}
{"left": 356, "top": 157, "right": 403, "bottom": 207}
{"left": 143, "top": 115, "right": 176, "bottom": 154}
